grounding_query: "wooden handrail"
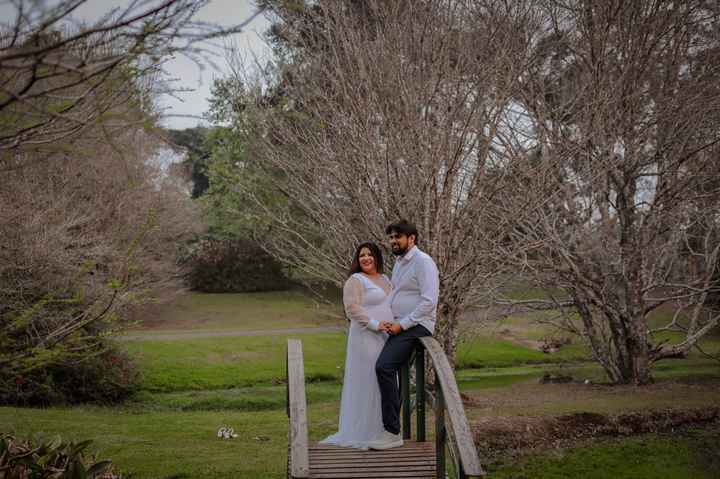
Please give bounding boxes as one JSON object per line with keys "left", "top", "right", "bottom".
{"left": 401, "top": 337, "right": 485, "bottom": 478}
{"left": 286, "top": 339, "right": 310, "bottom": 479}
{"left": 287, "top": 336, "right": 483, "bottom": 478}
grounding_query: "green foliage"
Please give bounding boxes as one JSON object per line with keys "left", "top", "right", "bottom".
{"left": 1, "top": 344, "right": 140, "bottom": 406}
{"left": 200, "top": 123, "right": 290, "bottom": 240}
{"left": 0, "top": 433, "right": 119, "bottom": 478}
{"left": 0, "top": 219, "right": 155, "bottom": 406}
{"left": 167, "top": 127, "right": 212, "bottom": 198}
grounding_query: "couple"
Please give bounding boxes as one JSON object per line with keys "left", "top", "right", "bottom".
{"left": 321, "top": 219, "right": 439, "bottom": 450}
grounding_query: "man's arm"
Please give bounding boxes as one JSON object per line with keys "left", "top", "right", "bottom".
{"left": 398, "top": 256, "right": 439, "bottom": 330}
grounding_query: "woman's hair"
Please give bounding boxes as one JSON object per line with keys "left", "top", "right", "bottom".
{"left": 385, "top": 219, "right": 419, "bottom": 245}
{"left": 348, "top": 242, "right": 384, "bottom": 277}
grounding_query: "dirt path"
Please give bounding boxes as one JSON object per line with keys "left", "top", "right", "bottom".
{"left": 117, "top": 325, "right": 346, "bottom": 341}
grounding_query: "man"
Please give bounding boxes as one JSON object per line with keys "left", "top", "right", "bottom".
{"left": 369, "top": 219, "right": 439, "bottom": 450}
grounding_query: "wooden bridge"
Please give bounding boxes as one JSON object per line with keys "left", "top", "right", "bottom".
{"left": 286, "top": 337, "right": 485, "bottom": 479}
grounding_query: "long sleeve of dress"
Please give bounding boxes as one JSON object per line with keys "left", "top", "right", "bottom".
{"left": 343, "top": 277, "right": 380, "bottom": 331}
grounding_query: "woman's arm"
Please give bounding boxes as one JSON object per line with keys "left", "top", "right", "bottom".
{"left": 343, "top": 276, "right": 380, "bottom": 331}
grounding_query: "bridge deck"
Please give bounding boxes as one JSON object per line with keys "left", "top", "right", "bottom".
{"left": 307, "top": 440, "right": 436, "bottom": 478}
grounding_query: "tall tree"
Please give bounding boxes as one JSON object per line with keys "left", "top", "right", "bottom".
{"left": 0, "top": 0, "right": 253, "bottom": 403}
{"left": 491, "top": 0, "right": 720, "bottom": 384}
{"left": 0, "top": 0, "right": 250, "bottom": 159}
{"left": 220, "top": 0, "right": 536, "bottom": 364}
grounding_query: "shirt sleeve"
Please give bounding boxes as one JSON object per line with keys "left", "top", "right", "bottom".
{"left": 343, "top": 276, "right": 381, "bottom": 331}
{"left": 398, "top": 256, "right": 439, "bottom": 330}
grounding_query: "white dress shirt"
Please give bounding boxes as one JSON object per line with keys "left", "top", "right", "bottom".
{"left": 389, "top": 246, "right": 439, "bottom": 334}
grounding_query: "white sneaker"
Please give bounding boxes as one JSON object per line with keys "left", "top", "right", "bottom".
{"left": 368, "top": 430, "right": 404, "bottom": 450}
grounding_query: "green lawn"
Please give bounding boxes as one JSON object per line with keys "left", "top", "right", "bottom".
{"left": 125, "top": 333, "right": 347, "bottom": 392}
{"left": 457, "top": 336, "right": 590, "bottom": 369}
{"left": 3, "top": 290, "right": 719, "bottom": 479}
{"left": 488, "top": 428, "right": 720, "bottom": 479}
{"left": 2, "top": 405, "right": 293, "bottom": 478}
{"left": 127, "top": 290, "right": 343, "bottom": 335}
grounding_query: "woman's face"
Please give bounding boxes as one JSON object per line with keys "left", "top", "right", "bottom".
{"left": 358, "top": 247, "right": 376, "bottom": 274}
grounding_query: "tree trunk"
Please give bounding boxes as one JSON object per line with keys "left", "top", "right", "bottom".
{"left": 588, "top": 311, "right": 653, "bottom": 385}
{"left": 434, "top": 303, "right": 459, "bottom": 370}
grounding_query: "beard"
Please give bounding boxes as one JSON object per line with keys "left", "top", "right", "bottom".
{"left": 391, "top": 244, "right": 408, "bottom": 256}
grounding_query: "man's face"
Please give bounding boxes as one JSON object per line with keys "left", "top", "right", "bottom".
{"left": 388, "top": 231, "right": 415, "bottom": 256}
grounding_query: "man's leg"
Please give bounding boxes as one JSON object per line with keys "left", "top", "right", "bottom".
{"left": 375, "top": 325, "right": 431, "bottom": 435}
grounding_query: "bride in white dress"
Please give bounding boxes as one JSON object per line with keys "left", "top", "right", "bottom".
{"left": 320, "top": 242, "right": 393, "bottom": 449}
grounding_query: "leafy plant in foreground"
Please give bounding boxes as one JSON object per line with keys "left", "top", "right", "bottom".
{"left": 0, "top": 433, "right": 120, "bottom": 478}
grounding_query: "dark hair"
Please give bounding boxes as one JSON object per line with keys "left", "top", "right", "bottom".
{"left": 348, "top": 242, "right": 384, "bottom": 277}
{"left": 385, "top": 219, "right": 419, "bottom": 244}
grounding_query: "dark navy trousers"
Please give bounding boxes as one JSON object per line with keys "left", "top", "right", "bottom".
{"left": 375, "top": 325, "right": 431, "bottom": 434}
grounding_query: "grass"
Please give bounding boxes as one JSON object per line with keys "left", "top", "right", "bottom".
{"left": 131, "top": 382, "right": 342, "bottom": 412}
{"left": 3, "top": 289, "right": 719, "bottom": 478}
{"left": 488, "top": 427, "right": 720, "bottom": 479}
{"left": 1, "top": 405, "right": 293, "bottom": 479}
{"left": 125, "top": 333, "right": 347, "bottom": 392}
{"left": 127, "top": 290, "right": 342, "bottom": 335}
{"left": 457, "top": 336, "right": 590, "bottom": 369}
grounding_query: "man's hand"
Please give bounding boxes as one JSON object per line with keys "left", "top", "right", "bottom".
{"left": 388, "top": 323, "right": 402, "bottom": 335}
{"left": 378, "top": 320, "right": 392, "bottom": 332}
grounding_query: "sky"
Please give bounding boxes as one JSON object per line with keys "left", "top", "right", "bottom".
{"left": 0, "top": 0, "right": 272, "bottom": 130}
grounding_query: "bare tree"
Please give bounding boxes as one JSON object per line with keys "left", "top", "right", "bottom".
{"left": 490, "top": 0, "right": 720, "bottom": 384}
{"left": 0, "top": 0, "right": 260, "bottom": 158}
{"left": 222, "top": 0, "right": 537, "bottom": 364}
{"left": 213, "top": 0, "right": 720, "bottom": 385}
{"left": 0, "top": 0, "right": 259, "bottom": 398}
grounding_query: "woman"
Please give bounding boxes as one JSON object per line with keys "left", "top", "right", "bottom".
{"left": 320, "top": 242, "right": 393, "bottom": 449}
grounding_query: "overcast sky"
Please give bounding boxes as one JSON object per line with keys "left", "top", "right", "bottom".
{"left": 1, "top": 0, "right": 272, "bottom": 130}
{"left": 154, "top": 0, "right": 272, "bottom": 129}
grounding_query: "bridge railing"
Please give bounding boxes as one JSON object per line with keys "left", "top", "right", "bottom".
{"left": 286, "top": 339, "right": 310, "bottom": 479}
{"left": 287, "top": 336, "right": 484, "bottom": 478}
{"left": 401, "top": 337, "right": 485, "bottom": 478}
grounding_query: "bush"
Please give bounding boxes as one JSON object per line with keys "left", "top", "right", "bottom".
{"left": 0, "top": 433, "right": 121, "bottom": 478}
{"left": 186, "top": 237, "right": 292, "bottom": 293}
{"left": 0, "top": 343, "right": 140, "bottom": 407}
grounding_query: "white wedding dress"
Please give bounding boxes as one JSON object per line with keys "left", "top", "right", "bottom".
{"left": 320, "top": 273, "right": 393, "bottom": 449}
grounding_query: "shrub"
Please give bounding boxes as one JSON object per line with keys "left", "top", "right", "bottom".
{"left": 0, "top": 343, "right": 140, "bottom": 407}
{"left": 185, "top": 237, "right": 292, "bottom": 293}
{"left": 0, "top": 433, "right": 121, "bottom": 478}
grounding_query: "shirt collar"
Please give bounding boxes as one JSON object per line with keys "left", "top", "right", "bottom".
{"left": 399, "top": 245, "right": 418, "bottom": 263}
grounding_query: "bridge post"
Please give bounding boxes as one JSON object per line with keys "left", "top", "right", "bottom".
{"left": 401, "top": 362, "right": 411, "bottom": 440}
{"left": 435, "top": 383, "right": 446, "bottom": 478}
{"left": 415, "top": 345, "right": 426, "bottom": 442}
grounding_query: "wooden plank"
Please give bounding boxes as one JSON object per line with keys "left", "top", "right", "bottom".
{"left": 310, "top": 471, "right": 434, "bottom": 479}
{"left": 309, "top": 443, "right": 433, "bottom": 455}
{"left": 308, "top": 440, "right": 437, "bottom": 478}
{"left": 311, "top": 443, "right": 434, "bottom": 450}
{"left": 310, "top": 451, "right": 434, "bottom": 458}
{"left": 419, "top": 337, "right": 485, "bottom": 477}
{"left": 287, "top": 339, "right": 310, "bottom": 478}
{"left": 311, "top": 440, "right": 433, "bottom": 449}
{"left": 311, "top": 462, "right": 435, "bottom": 469}
{"left": 310, "top": 454, "right": 433, "bottom": 462}
{"left": 311, "top": 445, "right": 433, "bottom": 452}
{"left": 310, "top": 452, "right": 433, "bottom": 459}
{"left": 311, "top": 461, "right": 435, "bottom": 468}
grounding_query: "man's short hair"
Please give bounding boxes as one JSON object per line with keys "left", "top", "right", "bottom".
{"left": 385, "top": 219, "right": 419, "bottom": 243}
